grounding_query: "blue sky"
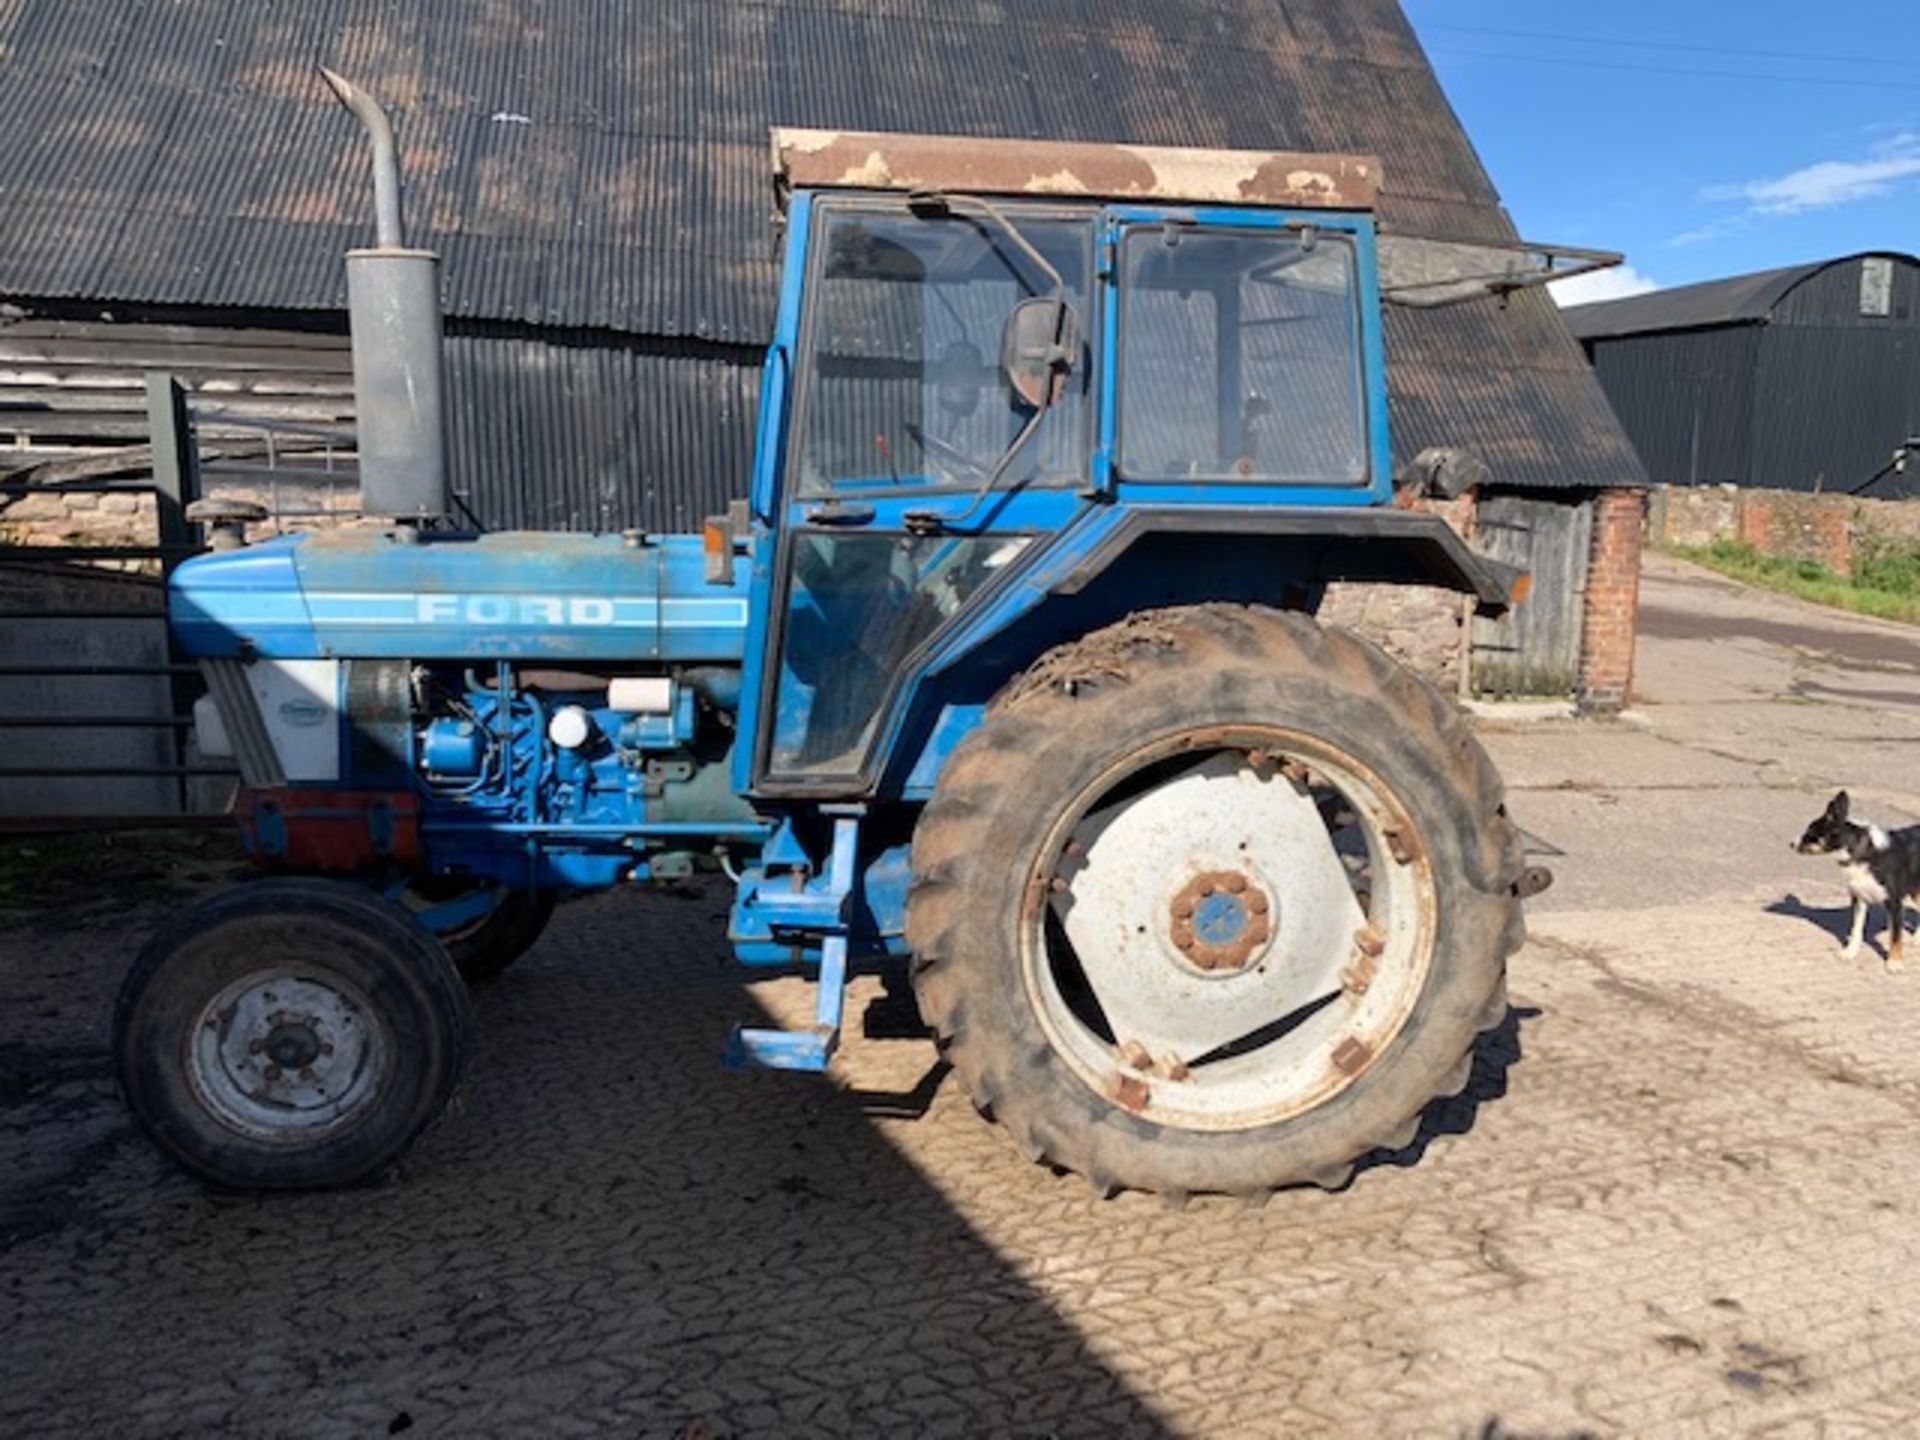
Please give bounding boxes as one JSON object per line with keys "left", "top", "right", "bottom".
{"left": 1401, "top": 0, "right": 1920, "bottom": 303}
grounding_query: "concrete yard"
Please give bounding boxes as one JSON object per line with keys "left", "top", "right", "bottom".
{"left": 7, "top": 552, "right": 1920, "bottom": 1437}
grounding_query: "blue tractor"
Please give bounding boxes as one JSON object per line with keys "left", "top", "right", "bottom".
{"left": 115, "top": 77, "right": 1549, "bottom": 1199}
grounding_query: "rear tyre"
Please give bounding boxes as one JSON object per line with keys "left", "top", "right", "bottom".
{"left": 404, "top": 881, "right": 557, "bottom": 984}
{"left": 906, "top": 604, "right": 1523, "bottom": 1198}
{"left": 114, "top": 877, "right": 472, "bottom": 1190}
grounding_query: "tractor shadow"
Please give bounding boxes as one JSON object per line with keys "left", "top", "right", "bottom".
{"left": 1350, "top": 1004, "right": 1539, "bottom": 1181}
{"left": 0, "top": 879, "right": 1178, "bottom": 1438}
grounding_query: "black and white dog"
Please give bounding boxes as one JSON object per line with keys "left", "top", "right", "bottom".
{"left": 1795, "top": 791, "right": 1920, "bottom": 972}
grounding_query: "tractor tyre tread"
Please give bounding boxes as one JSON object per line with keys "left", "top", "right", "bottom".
{"left": 906, "top": 603, "right": 1524, "bottom": 1198}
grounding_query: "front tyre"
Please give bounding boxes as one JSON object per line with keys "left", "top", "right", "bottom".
{"left": 906, "top": 605, "right": 1524, "bottom": 1198}
{"left": 115, "top": 878, "right": 472, "bottom": 1190}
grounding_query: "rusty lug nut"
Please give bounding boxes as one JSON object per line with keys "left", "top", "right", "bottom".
{"left": 1173, "top": 929, "right": 1196, "bottom": 952}
{"left": 1063, "top": 837, "right": 1085, "bottom": 858}
{"left": 1354, "top": 924, "right": 1387, "bottom": 958}
{"left": 1247, "top": 893, "right": 1270, "bottom": 916}
{"left": 1332, "top": 1037, "right": 1373, "bottom": 1075}
{"left": 1173, "top": 900, "right": 1195, "bottom": 920}
{"left": 298, "top": 1067, "right": 316, "bottom": 1082}
{"left": 1385, "top": 827, "right": 1418, "bottom": 865}
{"left": 1246, "top": 921, "right": 1270, "bottom": 945}
{"left": 1119, "top": 1039, "right": 1153, "bottom": 1072}
{"left": 1164, "top": 1057, "right": 1191, "bottom": 1083}
{"left": 319, "top": 1042, "right": 334, "bottom": 1057}
{"left": 1049, "top": 876, "right": 1070, "bottom": 894}
{"left": 1222, "top": 873, "right": 1247, "bottom": 894}
{"left": 1109, "top": 1072, "right": 1151, "bottom": 1113}
{"left": 1197, "top": 880, "right": 1216, "bottom": 898}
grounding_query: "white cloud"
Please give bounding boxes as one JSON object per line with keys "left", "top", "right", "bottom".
{"left": 1669, "top": 216, "right": 1747, "bottom": 248}
{"left": 1707, "top": 134, "right": 1920, "bottom": 215}
{"left": 1550, "top": 264, "right": 1661, "bottom": 307}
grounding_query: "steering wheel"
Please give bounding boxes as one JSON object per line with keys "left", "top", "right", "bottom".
{"left": 905, "top": 422, "right": 993, "bottom": 481}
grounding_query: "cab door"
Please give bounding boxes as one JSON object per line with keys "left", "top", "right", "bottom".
{"left": 744, "top": 194, "right": 1099, "bottom": 795}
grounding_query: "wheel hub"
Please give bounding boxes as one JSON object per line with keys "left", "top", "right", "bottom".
{"left": 1169, "top": 869, "right": 1274, "bottom": 973}
{"left": 264, "top": 1020, "right": 323, "bottom": 1070}
{"left": 189, "top": 973, "right": 385, "bottom": 1142}
{"left": 1031, "top": 736, "right": 1438, "bottom": 1132}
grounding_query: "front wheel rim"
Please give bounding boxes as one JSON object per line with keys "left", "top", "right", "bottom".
{"left": 1020, "top": 727, "right": 1439, "bottom": 1133}
{"left": 186, "top": 969, "right": 391, "bottom": 1144}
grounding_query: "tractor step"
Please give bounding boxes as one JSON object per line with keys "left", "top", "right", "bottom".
{"left": 724, "top": 934, "right": 849, "bottom": 1072}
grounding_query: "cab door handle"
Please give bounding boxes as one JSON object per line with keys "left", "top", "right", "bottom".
{"left": 803, "top": 501, "right": 876, "bottom": 526}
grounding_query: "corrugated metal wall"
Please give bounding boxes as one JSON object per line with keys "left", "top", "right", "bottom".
{"left": 1751, "top": 329, "right": 1920, "bottom": 496}
{"left": 0, "top": 306, "right": 764, "bottom": 534}
{"left": 444, "top": 331, "right": 761, "bottom": 531}
{"left": 1586, "top": 327, "right": 1759, "bottom": 487}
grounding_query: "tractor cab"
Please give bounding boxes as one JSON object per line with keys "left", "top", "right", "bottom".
{"left": 742, "top": 131, "right": 1450, "bottom": 798}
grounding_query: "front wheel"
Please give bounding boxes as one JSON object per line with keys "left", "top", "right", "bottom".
{"left": 400, "top": 880, "right": 557, "bottom": 984}
{"left": 114, "top": 878, "right": 472, "bottom": 1190}
{"left": 906, "top": 605, "right": 1524, "bottom": 1199}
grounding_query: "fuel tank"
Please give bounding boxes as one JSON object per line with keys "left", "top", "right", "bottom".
{"left": 170, "top": 528, "right": 753, "bottom": 663}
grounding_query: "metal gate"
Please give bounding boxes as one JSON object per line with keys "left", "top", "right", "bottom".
{"left": 1469, "top": 493, "right": 1592, "bottom": 699}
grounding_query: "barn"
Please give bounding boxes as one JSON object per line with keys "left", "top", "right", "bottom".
{"left": 1565, "top": 252, "right": 1920, "bottom": 498}
{"left": 0, "top": 0, "right": 1650, "bottom": 819}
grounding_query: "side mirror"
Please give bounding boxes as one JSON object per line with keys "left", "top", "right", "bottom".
{"left": 1396, "top": 446, "right": 1490, "bottom": 501}
{"left": 1001, "top": 297, "right": 1078, "bottom": 410}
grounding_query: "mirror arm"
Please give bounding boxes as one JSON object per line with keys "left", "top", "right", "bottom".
{"left": 903, "top": 403, "right": 1050, "bottom": 536}
{"left": 925, "top": 192, "right": 1068, "bottom": 301}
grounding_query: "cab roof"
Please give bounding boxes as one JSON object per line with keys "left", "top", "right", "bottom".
{"left": 772, "top": 128, "right": 1381, "bottom": 212}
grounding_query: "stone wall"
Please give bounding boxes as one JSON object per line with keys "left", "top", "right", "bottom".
{"left": 1649, "top": 483, "right": 1920, "bottom": 578}
{"left": 0, "top": 477, "right": 358, "bottom": 559}
{"left": 1320, "top": 494, "right": 1476, "bottom": 695}
{"left": 0, "top": 487, "right": 160, "bottom": 556}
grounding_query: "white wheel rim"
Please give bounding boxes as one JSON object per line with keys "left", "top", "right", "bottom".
{"left": 1021, "top": 730, "right": 1438, "bottom": 1132}
{"left": 187, "top": 969, "right": 390, "bottom": 1143}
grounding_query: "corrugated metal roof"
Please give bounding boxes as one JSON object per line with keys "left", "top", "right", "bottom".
{"left": 0, "top": 0, "right": 1645, "bottom": 491}
{"left": 1564, "top": 252, "right": 1920, "bottom": 342}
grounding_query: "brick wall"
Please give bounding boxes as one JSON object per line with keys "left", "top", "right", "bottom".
{"left": 1578, "top": 487, "right": 1644, "bottom": 713}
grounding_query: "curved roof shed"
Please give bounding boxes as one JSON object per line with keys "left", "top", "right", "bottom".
{"left": 1564, "top": 252, "right": 1920, "bottom": 341}
{"left": 1565, "top": 253, "right": 1920, "bottom": 495}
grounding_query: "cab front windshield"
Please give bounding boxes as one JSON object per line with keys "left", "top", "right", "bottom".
{"left": 794, "top": 205, "right": 1094, "bottom": 497}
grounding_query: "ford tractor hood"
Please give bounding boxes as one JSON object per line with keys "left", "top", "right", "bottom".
{"left": 170, "top": 529, "right": 752, "bottom": 663}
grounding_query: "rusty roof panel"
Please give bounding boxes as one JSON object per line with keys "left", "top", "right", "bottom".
{"left": 771, "top": 128, "right": 1381, "bottom": 210}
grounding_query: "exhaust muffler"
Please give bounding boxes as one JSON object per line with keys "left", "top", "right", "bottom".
{"left": 321, "top": 67, "right": 449, "bottom": 525}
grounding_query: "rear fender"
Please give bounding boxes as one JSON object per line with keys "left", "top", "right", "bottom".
{"left": 878, "top": 506, "right": 1519, "bottom": 797}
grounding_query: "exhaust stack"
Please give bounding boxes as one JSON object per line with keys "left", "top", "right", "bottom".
{"left": 321, "top": 67, "right": 448, "bottom": 525}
